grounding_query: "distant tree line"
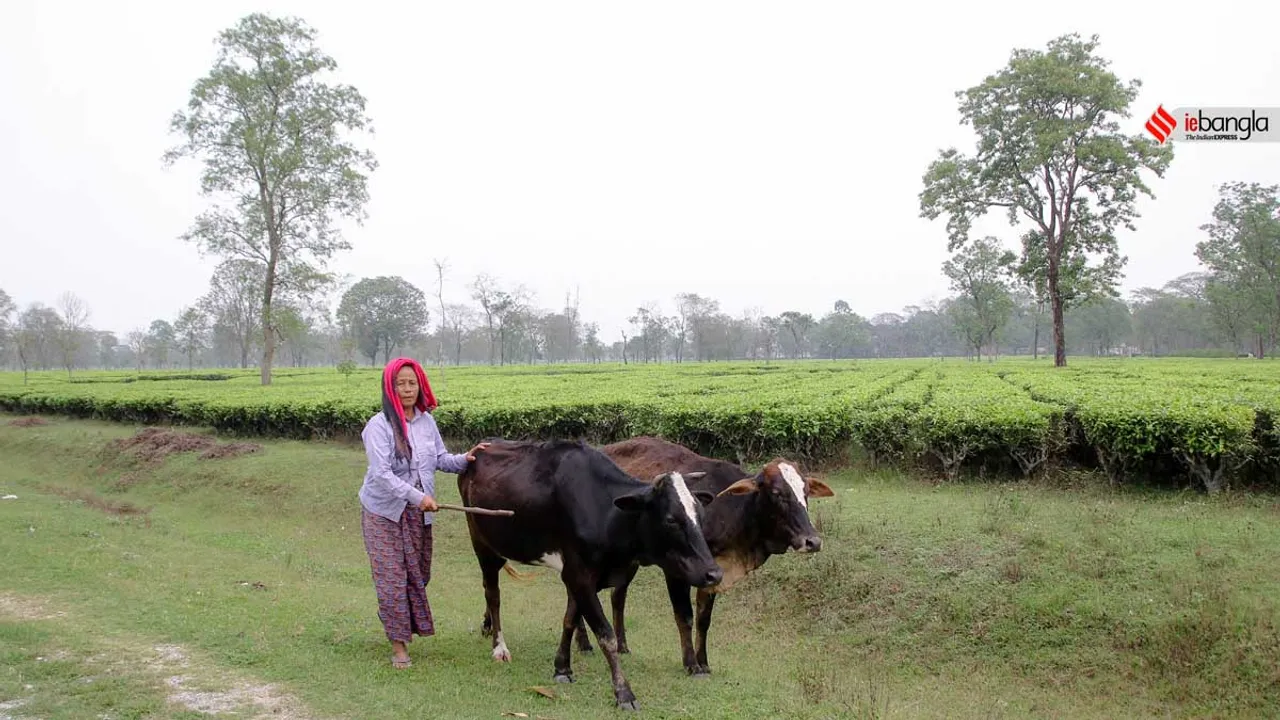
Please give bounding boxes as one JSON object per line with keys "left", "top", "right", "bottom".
{"left": 1, "top": 180, "right": 1275, "bottom": 374}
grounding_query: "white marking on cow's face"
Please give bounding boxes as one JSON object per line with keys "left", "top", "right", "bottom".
{"left": 670, "top": 472, "right": 699, "bottom": 526}
{"left": 492, "top": 631, "right": 511, "bottom": 662}
{"left": 532, "top": 552, "right": 564, "bottom": 572}
{"left": 778, "top": 463, "right": 807, "bottom": 509}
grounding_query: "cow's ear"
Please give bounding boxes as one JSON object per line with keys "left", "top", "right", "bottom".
{"left": 614, "top": 488, "right": 650, "bottom": 513}
{"left": 806, "top": 478, "right": 835, "bottom": 498}
{"left": 717, "top": 478, "right": 758, "bottom": 497}
{"left": 693, "top": 490, "right": 716, "bottom": 506}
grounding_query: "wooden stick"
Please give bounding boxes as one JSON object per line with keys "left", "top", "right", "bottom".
{"left": 436, "top": 502, "right": 515, "bottom": 517}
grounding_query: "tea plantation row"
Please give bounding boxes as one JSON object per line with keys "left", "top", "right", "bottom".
{"left": 2, "top": 358, "right": 1277, "bottom": 491}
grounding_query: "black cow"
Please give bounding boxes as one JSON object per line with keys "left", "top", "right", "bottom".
{"left": 566, "top": 436, "right": 835, "bottom": 677}
{"left": 456, "top": 438, "right": 723, "bottom": 711}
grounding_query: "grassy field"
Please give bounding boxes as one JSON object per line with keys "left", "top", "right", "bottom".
{"left": 2, "top": 357, "right": 1279, "bottom": 492}
{"left": 3, "top": 412, "right": 1280, "bottom": 718}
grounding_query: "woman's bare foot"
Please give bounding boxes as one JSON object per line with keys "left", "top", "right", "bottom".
{"left": 391, "top": 640, "right": 411, "bottom": 669}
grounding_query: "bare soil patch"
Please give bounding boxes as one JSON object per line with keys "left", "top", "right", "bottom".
{"left": 150, "top": 644, "right": 313, "bottom": 719}
{"left": 103, "top": 427, "right": 262, "bottom": 464}
{"left": 0, "top": 593, "right": 68, "bottom": 621}
{"left": 7, "top": 416, "right": 49, "bottom": 427}
{"left": 201, "top": 441, "right": 263, "bottom": 459}
{"left": 44, "top": 485, "right": 150, "bottom": 517}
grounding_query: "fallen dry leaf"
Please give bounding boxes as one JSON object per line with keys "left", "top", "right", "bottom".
{"left": 528, "top": 686, "right": 556, "bottom": 699}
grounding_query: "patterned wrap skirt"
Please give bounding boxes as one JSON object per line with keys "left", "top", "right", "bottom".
{"left": 362, "top": 505, "right": 435, "bottom": 642}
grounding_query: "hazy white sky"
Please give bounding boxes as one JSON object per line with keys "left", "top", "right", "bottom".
{"left": 2, "top": 1, "right": 1278, "bottom": 340}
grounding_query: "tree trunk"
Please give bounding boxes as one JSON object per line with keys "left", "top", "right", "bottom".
{"left": 260, "top": 259, "right": 277, "bottom": 386}
{"left": 1048, "top": 259, "right": 1067, "bottom": 367}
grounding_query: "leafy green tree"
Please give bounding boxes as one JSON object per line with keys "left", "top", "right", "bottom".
{"left": 1196, "top": 181, "right": 1280, "bottom": 358}
{"left": 147, "top": 320, "right": 176, "bottom": 369}
{"left": 199, "top": 259, "right": 265, "bottom": 369}
{"left": 814, "top": 302, "right": 871, "bottom": 359}
{"left": 163, "top": 12, "right": 377, "bottom": 385}
{"left": 1066, "top": 296, "right": 1133, "bottom": 355}
{"left": 0, "top": 289, "right": 15, "bottom": 365}
{"left": 173, "top": 305, "right": 210, "bottom": 369}
{"left": 941, "top": 236, "right": 1016, "bottom": 361}
{"left": 919, "top": 32, "right": 1174, "bottom": 367}
{"left": 336, "top": 276, "right": 431, "bottom": 365}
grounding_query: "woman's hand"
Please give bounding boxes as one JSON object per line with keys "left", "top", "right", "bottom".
{"left": 419, "top": 494, "right": 439, "bottom": 513}
{"left": 465, "top": 442, "right": 491, "bottom": 461}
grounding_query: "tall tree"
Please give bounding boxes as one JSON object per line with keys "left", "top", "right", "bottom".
{"left": 941, "top": 236, "right": 1016, "bottom": 361}
{"left": 15, "top": 304, "right": 62, "bottom": 382}
{"left": 442, "top": 303, "right": 478, "bottom": 365}
{"left": 163, "top": 12, "right": 377, "bottom": 385}
{"left": 469, "top": 273, "right": 502, "bottom": 365}
{"left": 147, "top": 320, "right": 176, "bottom": 369}
{"left": 336, "top": 276, "right": 430, "bottom": 365}
{"left": 200, "top": 259, "right": 265, "bottom": 369}
{"left": 174, "top": 305, "right": 210, "bottom": 369}
{"left": 0, "top": 289, "right": 15, "bottom": 366}
{"left": 918, "top": 32, "right": 1174, "bottom": 366}
{"left": 1195, "top": 181, "right": 1280, "bottom": 358}
{"left": 56, "top": 291, "right": 91, "bottom": 378}
{"left": 779, "top": 311, "right": 817, "bottom": 359}
{"left": 433, "top": 258, "right": 449, "bottom": 368}
{"left": 125, "top": 329, "right": 148, "bottom": 371}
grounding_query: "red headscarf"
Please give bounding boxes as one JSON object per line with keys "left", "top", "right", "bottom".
{"left": 381, "top": 357, "right": 438, "bottom": 460}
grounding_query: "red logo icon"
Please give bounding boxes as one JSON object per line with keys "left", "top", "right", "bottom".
{"left": 1145, "top": 105, "right": 1177, "bottom": 144}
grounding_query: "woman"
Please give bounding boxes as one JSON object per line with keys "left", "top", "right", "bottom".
{"left": 359, "top": 356, "right": 488, "bottom": 669}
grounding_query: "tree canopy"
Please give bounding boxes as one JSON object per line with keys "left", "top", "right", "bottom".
{"left": 163, "top": 12, "right": 377, "bottom": 385}
{"left": 919, "top": 32, "right": 1174, "bottom": 366}
{"left": 1195, "top": 181, "right": 1280, "bottom": 357}
{"left": 336, "top": 276, "right": 431, "bottom": 365}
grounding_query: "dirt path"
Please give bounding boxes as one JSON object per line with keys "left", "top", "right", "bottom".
{"left": 0, "top": 592, "right": 318, "bottom": 719}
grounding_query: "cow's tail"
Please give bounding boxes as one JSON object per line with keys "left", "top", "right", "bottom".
{"left": 502, "top": 561, "right": 534, "bottom": 582}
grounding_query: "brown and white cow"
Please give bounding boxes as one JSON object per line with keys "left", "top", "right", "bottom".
{"left": 456, "top": 437, "right": 723, "bottom": 711}
{"left": 571, "top": 435, "right": 836, "bottom": 677}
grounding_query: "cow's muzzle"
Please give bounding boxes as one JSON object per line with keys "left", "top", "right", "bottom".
{"left": 793, "top": 535, "right": 822, "bottom": 553}
{"left": 699, "top": 566, "right": 723, "bottom": 587}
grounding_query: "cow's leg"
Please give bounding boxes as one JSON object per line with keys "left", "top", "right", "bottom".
{"left": 570, "top": 577, "right": 638, "bottom": 711}
{"left": 467, "top": 520, "right": 496, "bottom": 640}
{"left": 572, "top": 613, "right": 593, "bottom": 653}
{"left": 611, "top": 564, "right": 640, "bottom": 654}
{"left": 553, "top": 591, "right": 580, "bottom": 683}
{"left": 665, "top": 575, "right": 699, "bottom": 674}
{"left": 477, "top": 550, "right": 511, "bottom": 662}
{"left": 692, "top": 587, "right": 717, "bottom": 676}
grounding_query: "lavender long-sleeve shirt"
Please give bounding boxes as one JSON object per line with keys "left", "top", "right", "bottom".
{"left": 358, "top": 410, "right": 470, "bottom": 525}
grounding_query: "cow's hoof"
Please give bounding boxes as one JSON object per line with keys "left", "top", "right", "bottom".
{"left": 617, "top": 700, "right": 639, "bottom": 712}
{"left": 617, "top": 644, "right": 630, "bottom": 654}
{"left": 491, "top": 647, "right": 511, "bottom": 662}
{"left": 688, "top": 664, "right": 711, "bottom": 678}
{"left": 553, "top": 672, "right": 574, "bottom": 684}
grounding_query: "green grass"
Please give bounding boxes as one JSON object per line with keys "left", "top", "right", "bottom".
{"left": 2, "top": 413, "right": 1279, "bottom": 718}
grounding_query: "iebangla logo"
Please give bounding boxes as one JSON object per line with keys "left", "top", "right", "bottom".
{"left": 1145, "top": 105, "right": 1177, "bottom": 144}
{"left": 1145, "top": 105, "right": 1274, "bottom": 143}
